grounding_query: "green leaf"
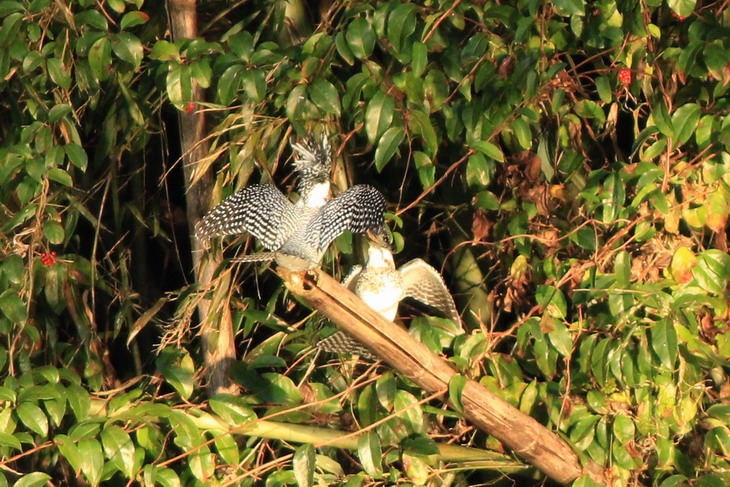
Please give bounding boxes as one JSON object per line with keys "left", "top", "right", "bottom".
{"left": 512, "top": 117, "right": 532, "bottom": 150}
{"left": 614, "top": 250, "right": 631, "bottom": 287}
{"left": 157, "top": 349, "right": 194, "bottom": 400}
{"left": 612, "top": 414, "right": 635, "bottom": 444}
{"left": 411, "top": 42, "right": 427, "bottom": 77}
{"left": 671, "top": 103, "right": 701, "bottom": 145}
{"left": 658, "top": 475, "right": 689, "bottom": 487}
{"left": 111, "top": 32, "right": 143, "bottom": 69}
{"left": 652, "top": 99, "right": 674, "bottom": 138}
{"left": 692, "top": 250, "right": 730, "bottom": 294}
{"left": 209, "top": 395, "right": 256, "bottom": 425}
{"left": 470, "top": 140, "right": 504, "bottom": 162}
{"left": 651, "top": 320, "right": 678, "bottom": 370}
{"left": 365, "top": 91, "right": 395, "bottom": 144}
{"left": 88, "top": 36, "right": 111, "bottom": 82}
{"left": 166, "top": 64, "right": 192, "bottom": 108}
{"left": 413, "top": 151, "right": 434, "bottom": 188}
{"left": 42, "top": 220, "right": 65, "bottom": 245}
{"left": 548, "top": 321, "right": 573, "bottom": 357}
{"left": 569, "top": 416, "right": 599, "bottom": 449}
{"left": 101, "top": 425, "right": 136, "bottom": 478}
{"left": 386, "top": 3, "right": 417, "bottom": 52}
{"left": 48, "top": 167, "right": 73, "bottom": 187}
{"left": 56, "top": 434, "right": 82, "bottom": 472}
{"left": 65, "top": 143, "right": 88, "bottom": 171}
{"left": 67, "top": 383, "right": 91, "bottom": 421}
{"left": 394, "top": 390, "right": 423, "bottom": 434}
{"left": 466, "top": 152, "right": 492, "bottom": 189}
{"left": 602, "top": 172, "right": 625, "bottom": 223}
{"left": 0, "top": 431, "right": 21, "bottom": 450}
{"left": 595, "top": 76, "right": 612, "bottom": 103}
{"left": 643, "top": 138, "right": 667, "bottom": 161}
{"left": 374, "top": 126, "right": 405, "bottom": 172}
{"left": 308, "top": 78, "right": 341, "bottom": 116}
{"left": 552, "top": 0, "right": 585, "bottom": 16}
{"left": 241, "top": 69, "right": 265, "bottom": 102}
{"left": 475, "top": 190, "right": 500, "bottom": 210}
{"left": 667, "top": 0, "right": 695, "bottom": 18}
{"left": 217, "top": 64, "right": 243, "bottom": 106}
{"left": 293, "top": 444, "right": 315, "bottom": 487}
{"left": 74, "top": 9, "right": 108, "bottom": 30}
{"left": 47, "top": 57, "right": 71, "bottom": 89}
{"left": 14, "top": 473, "right": 51, "bottom": 487}
{"left": 402, "top": 435, "right": 440, "bottom": 456}
{"left": 78, "top": 438, "right": 104, "bottom": 487}
{"left": 408, "top": 109, "right": 438, "bottom": 157}
{"left": 17, "top": 402, "right": 48, "bottom": 436}
{"left": 149, "top": 40, "right": 179, "bottom": 61}
{"left": 0, "top": 290, "right": 26, "bottom": 323}
{"left": 213, "top": 432, "right": 239, "bottom": 465}
{"left": 375, "top": 372, "right": 395, "bottom": 410}
{"left": 357, "top": 432, "right": 383, "bottom": 477}
{"left": 346, "top": 17, "right": 375, "bottom": 59}
{"left": 147, "top": 466, "right": 182, "bottom": 487}
{"left": 448, "top": 374, "right": 466, "bottom": 413}
{"left": 120, "top": 10, "right": 149, "bottom": 30}
{"left": 48, "top": 104, "right": 72, "bottom": 123}
{"left": 334, "top": 31, "right": 354, "bottom": 65}
{"left": 704, "top": 43, "right": 730, "bottom": 82}
{"left": 574, "top": 100, "right": 606, "bottom": 124}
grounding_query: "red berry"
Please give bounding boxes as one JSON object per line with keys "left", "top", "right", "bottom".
{"left": 185, "top": 103, "right": 195, "bottom": 113}
{"left": 40, "top": 252, "right": 57, "bottom": 267}
{"left": 618, "top": 68, "right": 632, "bottom": 85}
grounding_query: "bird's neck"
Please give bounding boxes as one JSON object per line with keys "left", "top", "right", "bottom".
{"left": 301, "top": 181, "right": 330, "bottom": 208}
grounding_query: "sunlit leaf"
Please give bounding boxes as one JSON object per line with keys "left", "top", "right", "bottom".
{"left": 365, "top": 91, "right": 394, "bottom": 144}
{"left": 293, "top": 444, "right": 315, "bottom": 487}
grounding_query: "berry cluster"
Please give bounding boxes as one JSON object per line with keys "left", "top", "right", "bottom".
{"left": 618, "top": 67, "right": 632, "bottom": 85}
{"left": 40, "top": 251, "right": 57, "bottom": 267}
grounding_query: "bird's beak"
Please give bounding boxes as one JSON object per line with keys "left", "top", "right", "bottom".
{"left": 367, "top": 226, "right": 392, "bottom": 251}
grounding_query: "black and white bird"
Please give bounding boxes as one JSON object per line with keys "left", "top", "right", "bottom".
{"left": 195, "top": 135, "right": 386, "bottom": 272}
{"left": 316, "top": 238, "right": 463, "bottom": 358}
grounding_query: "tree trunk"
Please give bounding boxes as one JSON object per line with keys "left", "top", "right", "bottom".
{"left": 167, "top": 0, "right": 237, "bottom": 395}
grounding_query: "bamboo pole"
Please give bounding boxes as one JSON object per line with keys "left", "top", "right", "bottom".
{"left": 278, "top": 268, "right": 607, "bottom": 486}
{"left": 167, "top": 0, "right": 237, "bottom": 394}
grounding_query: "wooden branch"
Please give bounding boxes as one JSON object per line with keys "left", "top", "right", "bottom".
{"left": 278, "top": 268, "right": 607, "bottom": 486}
{"left": 167, "top": 0, "right": 237, "bottom": 394}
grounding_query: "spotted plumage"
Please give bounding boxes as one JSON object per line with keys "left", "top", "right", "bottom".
{"left": 316, "top": 241, "right": 462, "bottom": 358}
{"left": 195, "top": 135, "right": 387, "bottom": 271}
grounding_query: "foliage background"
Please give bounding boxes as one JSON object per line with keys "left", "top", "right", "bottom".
{"left": 1, "top": 0, "right": 730, "bottom": 485}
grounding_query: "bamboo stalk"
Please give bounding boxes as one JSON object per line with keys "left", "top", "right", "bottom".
{"left": 278, "top": 268, "right": 607, "bottom": 486}
{"left": 167, "top": 0, "right": 237, "bottom": 394}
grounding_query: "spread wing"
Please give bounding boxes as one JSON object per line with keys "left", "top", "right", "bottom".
{"left": 195, "top": 184, "right": 296, "bottom": 250}
{"left": 341, "top": 265, "right": 363, "bottom": 291}
{"left": 399, "top": 259, "right": 463, "bottom": 331}
{"left": 311, "top": 185, "right": 386, "bottom": 251}
{"left": 316, "top": 331, "right": 378, "bottom": 361}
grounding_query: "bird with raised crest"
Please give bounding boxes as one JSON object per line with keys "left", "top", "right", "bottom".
{"left": 316, "top": 234, "right": 463, "bottom": 359}
{"left": 195, "top": 134, "right": 387, "bottom": 272}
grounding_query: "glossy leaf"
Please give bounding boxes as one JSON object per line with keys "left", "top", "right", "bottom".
{"left": 14, "top": 473, "right": 51, "bottom": 487}
{"left": 365, "top": 92, "right": 395, "bottom": 144}
{"left": 293, "top": 444, "right": 315, "bottom": 487}
{"left": 374, "top": 126, "right": 404, "bottom": 172}
{"left": 671, "top": 103, "right": 700, "bottom": 145}
{"left": 17, "top": 402, "right": 48, "bottom": 436}
{"left": 346, "top": 17, "right": 375, "bottom": 59}
{"left": 308, "top": 78, "right": 341, "bottom": 116}
{"left": 357, "top": 432, "right": 382, "bottom": 477}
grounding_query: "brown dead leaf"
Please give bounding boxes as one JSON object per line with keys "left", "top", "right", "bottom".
{"left": 472, "top": 210, "right": 492, "bottom": 241}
